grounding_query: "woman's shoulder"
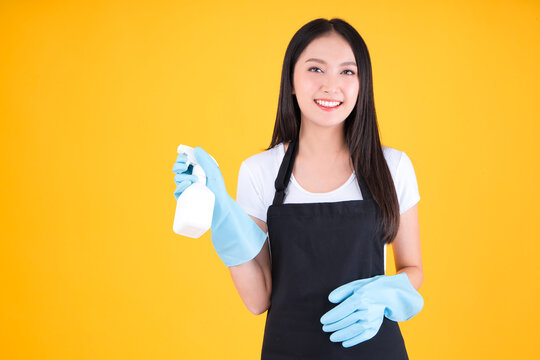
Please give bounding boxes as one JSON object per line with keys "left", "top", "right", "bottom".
{"left": 240, "top": 142, "right": 409, "bottom": 177}
{"left": 241, "top": 142, "right": 284, "bottom": 176}
{"left": 381, "top": 145, "right": 406, "bottom": 174}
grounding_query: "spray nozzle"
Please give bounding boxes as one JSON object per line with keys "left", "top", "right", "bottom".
{"left": 177, "top": 144, "right": 220, "bottom": 186}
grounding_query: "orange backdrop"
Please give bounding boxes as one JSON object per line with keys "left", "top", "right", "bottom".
{"left": 1, "top": 0, "right": 539, "bottom": 358}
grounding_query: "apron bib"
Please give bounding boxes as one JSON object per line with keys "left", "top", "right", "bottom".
{"left": 261, "top": 137, "right": 409, "bottom": 359}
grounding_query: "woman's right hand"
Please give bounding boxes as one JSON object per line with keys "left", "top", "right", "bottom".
{"left": 172, "top": 152, "right": 199, "bottom": 200}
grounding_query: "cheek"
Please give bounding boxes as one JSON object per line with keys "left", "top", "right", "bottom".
{"left": 298, "top": 70, "right": 320, "bottom": 85}
{"left": 295, "top": 73, "right": 310, "bottom": 90}
{"left": 348, "top": 83, "right": 360, "bottom": 100}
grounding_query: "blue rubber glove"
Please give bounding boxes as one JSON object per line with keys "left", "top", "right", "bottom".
{"left": 172, "top": 152, "right": 199, "bottom": 200}
{"left": 320, "top": 273, "right": 423, "bottom": 348}
{"left": 172, "top": 146, "right": 267, "bottom": 267}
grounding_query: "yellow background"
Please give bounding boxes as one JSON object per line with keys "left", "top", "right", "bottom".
{"left": 1, "top": 0, "right": 539, "bottom": 358}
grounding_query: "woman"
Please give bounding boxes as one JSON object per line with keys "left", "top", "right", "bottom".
{"left": 173, "top": 18, "right": 424, "bottom": 359}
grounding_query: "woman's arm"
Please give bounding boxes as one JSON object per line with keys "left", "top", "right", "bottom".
{"left": 392, "top": 203, "right": 424, "bottom": 290}
{"left": 228, "top": 215, "right": 272, "bottom": 315}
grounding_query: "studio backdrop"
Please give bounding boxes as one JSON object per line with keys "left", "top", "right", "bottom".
{"left": 1, "top": 0, "right": 539, "bottom": 359}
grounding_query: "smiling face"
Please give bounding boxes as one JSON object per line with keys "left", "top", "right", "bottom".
{"left": 292, "top": 32, "right": 359, "bottom": 129}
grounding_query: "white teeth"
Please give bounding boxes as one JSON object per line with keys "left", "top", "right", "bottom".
{"left": 315, "top": 99, "right": 342, "bottom": 107}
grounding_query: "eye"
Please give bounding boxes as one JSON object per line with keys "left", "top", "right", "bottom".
{"left": 308, "top": 67, "right": 355, "bottom": 75}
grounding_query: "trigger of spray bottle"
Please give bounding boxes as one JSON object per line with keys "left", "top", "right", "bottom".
{"left": 173, "top": 144, "right": 216, "bottom": 238}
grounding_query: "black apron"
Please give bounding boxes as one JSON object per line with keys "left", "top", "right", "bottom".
{"left": 261, "top": 137, "right": 409, "bottom": 359}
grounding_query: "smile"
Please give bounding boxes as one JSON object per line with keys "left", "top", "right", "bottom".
{"left": 314, "top": 99, "right": 343, "bottom": 111}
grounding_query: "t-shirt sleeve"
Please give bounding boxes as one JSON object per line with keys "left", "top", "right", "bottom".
{"left": 395, "top": 151, "right": 421, "bottom": 215}
{"left": 236, "top": 160, "right": 268, "bottom": 224}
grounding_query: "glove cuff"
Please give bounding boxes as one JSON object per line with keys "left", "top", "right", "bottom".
{"left": 210, "top": 194, "right": 268, "bottom": 267}
{"left": 383, "top": 273, "right": 424, "bottom": 322}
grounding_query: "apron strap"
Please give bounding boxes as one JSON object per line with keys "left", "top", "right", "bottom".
{"left": 356, "top": 169, "right": 373, "bottom": 201}
{"left": 272, "top": 137, "right": 374, "bottom": 205}
{"left": 273, "top": 137, "right": 298, "bottom": 206}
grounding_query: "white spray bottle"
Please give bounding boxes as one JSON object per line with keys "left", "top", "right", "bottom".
{"left": 173, "top": 144, "right": 217, "bottom": 238}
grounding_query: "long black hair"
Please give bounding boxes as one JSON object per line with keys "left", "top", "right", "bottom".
{"left": 265, "top": 17, "right": 400, "bottom": 245}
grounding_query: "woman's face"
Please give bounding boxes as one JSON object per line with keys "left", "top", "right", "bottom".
{"left": 292, "top": 32, "right": 359, "bottom": 129}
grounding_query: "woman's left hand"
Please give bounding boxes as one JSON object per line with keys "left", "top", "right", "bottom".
{"left": 319, "top": 273, "right": 424, "bottom": 348}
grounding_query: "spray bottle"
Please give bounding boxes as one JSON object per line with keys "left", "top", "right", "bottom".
{"left": 173, "top": 144, "right": 217, "bottom": 238}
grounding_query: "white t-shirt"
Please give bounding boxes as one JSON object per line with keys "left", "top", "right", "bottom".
{"left": 236, "top": 142, "right": 421, "bottom": 273}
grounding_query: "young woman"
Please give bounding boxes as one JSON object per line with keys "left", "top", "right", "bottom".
{"left": 173, "top": 18, "right": 424, "bottom": 359}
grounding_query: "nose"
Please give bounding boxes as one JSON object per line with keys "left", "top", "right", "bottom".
{"left": 321, "top": 73, "right": 341, "bottom": 93}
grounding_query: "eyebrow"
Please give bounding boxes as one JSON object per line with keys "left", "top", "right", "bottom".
{"left": 305, "top": 58, "right": 357, "bottom": 67}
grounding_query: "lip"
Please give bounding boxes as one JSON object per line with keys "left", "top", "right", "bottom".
{"left": 314, "top": 98, "right": 343, "bottom": 102}
{"left": 313, "top": 99, "right": 343, "bottom": 111}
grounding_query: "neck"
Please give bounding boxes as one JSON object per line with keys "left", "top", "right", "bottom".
{"left": 297, "top": 120, "right": 349, "bottom": 159}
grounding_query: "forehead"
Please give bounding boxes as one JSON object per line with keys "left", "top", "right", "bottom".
{"left": 298, "top": 33, "right": 355, "bottom": 63}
